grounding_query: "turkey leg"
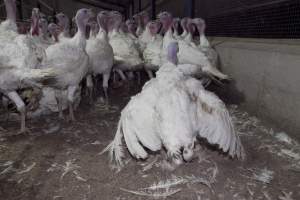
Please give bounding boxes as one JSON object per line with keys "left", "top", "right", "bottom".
{"left": 6, "top": 91, "right": 27, "bottom": 133}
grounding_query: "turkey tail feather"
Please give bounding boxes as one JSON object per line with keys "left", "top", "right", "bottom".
{"left": 100, "top": 117, "right": 125, "bottom": 167}
{"left": 202, "top": 65, "right": 229, "bottom": 80}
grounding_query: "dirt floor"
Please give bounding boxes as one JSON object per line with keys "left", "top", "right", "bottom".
{"left": 0, "top": 83, "right": 300, "bottom": 200}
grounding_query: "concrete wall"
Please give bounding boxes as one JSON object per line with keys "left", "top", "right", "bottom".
{"left": 211, "top": 37, "right": 300, "bottom": 140}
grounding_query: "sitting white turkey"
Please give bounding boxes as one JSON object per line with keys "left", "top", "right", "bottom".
{"left": 86, "top": 11, "right": 114, "bottom": 102}
{"left": 102, "top": 42, "right": 245, "bottom": 167}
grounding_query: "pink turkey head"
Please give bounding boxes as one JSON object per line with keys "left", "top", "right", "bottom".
{"left": 39, "top": 18, "right": 48, "bottom": 37}
{"left": 140, "top": 11, "right": 150, "bottom": 28}
{"left": 180, "top": 17, "right": 189, "bottom": 32}
{"left": 108, "top": 11, "right": 123, "bottom": 31}
{"left": 75, "top": 8, "right": 93, "bottom": 33}
{"left": 97, "top": 11, "right": 109, "bottom": 33}
{"left": 147, "top": 20, "right": 161, "bottom": 36}
{"left": 133, "top": 13, "right": 142, "bottom": 26}
{"left": 31, "top": 8, "right": 40, "bottom": 36}
{"left": 158, "top": 11, "right": 173, "bottom": 32}
{"left": 172, "top": 18, "right": 180, "bottom": 32}
{"left": 48, "top": 23, "right": 60, "bottom": 42}
{"left": 126, "top": 19, "right": 137, "bottom": 35}
{"left": 167, "top": 42, "right": 179, "bottom": 65}
{"left": 193, "top": 18, "right": 206, "bottom": 35}
{"left": 4, "top": 0, "right": 16, "bottom": 22}
{"left": 56, "top": 12, "right": 70, "bottom": 31}
{"left": 88, "top": 21, "right": 99, "bottom": 37}
{"left": 187, "top": 18, "right": 196, "bottom": 35}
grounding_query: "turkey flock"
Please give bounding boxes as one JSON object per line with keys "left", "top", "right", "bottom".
{"left": 0, "top": 0, "right": 245, "bottom": 168}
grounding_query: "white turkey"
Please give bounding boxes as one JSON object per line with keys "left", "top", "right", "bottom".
{"left": 48, "top": 23, "right": 60, "bottom": 43}
{"left": 86, "top": 11, "right": 114, "bottom": 102}
{"left": 39, "top": 8, "right": 92, "bottom": 121}
{"left": 193, "top": 18, "right": 218, "bottom": 67}
{"left": 125, "top": 19, "right": 139, "bottom": 43}
{"left": 0, "top": 0, "right": 18, "bottom": 42}
{"left": 133, "top": 11, "right": 149, "bottom": 37}
{"left": 0, "top": 3, "right": 44, "bottom": 65}
{"left": 108, "top": 11, "right": 143, "bottom": 82}
{"left": 32, "top": 17, "right": 55, "bottom": 49}
{"left": 88, "top": 21, "right": 99, "bottom": 39}
{"left": 183, "top": 18, "right": 197, "bottom": 46}
{"left": 143, "top": 20, "right": 163, "bottom": 78}
{"left": 135, "top": 12, "right": 153, "bottom": 52}
{"left": 172, "top": 17, "right": 181, "bottom": 39}
{"left": 158, "top": 11, "right": 228, "bottom": 80}
{"left": 28, "top": 23, "right": 79, "bottom": 118}
{"left": 102, "top": 42, "right": 245, "bottom": 167}
{"left": 56, "top": 12, "right": 71, "bottom": 41}
{"left": 0, "top": 1, "right": 52, "bottom": 132}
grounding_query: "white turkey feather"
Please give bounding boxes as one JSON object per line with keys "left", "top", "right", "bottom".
{"left": 103, "top": 59, "right": 244, "bottom": 166}
{"left": 109, "top": 30, "right": 143, "bottom": 70}
{"left": 87, "top": 29, "right": 114, "bottom": 75}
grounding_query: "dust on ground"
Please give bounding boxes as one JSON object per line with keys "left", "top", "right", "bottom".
{"left": 0, "top": 84, "right": 299, "bottom": 200}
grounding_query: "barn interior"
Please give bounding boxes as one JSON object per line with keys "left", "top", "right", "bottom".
{"left": 0, "top": 0, "right": 300, "bottom": 199}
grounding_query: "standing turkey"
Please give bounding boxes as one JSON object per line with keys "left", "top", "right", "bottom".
{"left": 193, "top": 18, "right": 219, "bottom": 68}
{"left": 0, "top": 1, "right": 52, "bottom": 132}
{"left": 56, "top": 12, "right": 71, "bottom": 41}
{"left": 108, "top": 11, "right": 143, "bottom": 82}
{"left": 158, "top": 11, "right": 228, "bottom": 80}
{"left": 39, "top": 8, "right": 92, "bottom": 121}
{"left": 143, "top": 20, "right": 163, "bottom": 78}
{"left": 86, "top": 11, "right": 114, "bottom": 102}
{"left": 102, "top": 42, "right": 245, "bottom": 167}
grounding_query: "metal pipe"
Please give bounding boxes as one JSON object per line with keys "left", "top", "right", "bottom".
{"left": 18, "top": 0, "right": 24, "bottom": 20}
{"left": 131, "top": 0, "right": 134, "bottom": 15}
{"left": 138, "top": 0, "right": 141, "bottom": 12}
{"left": 151, "top": 0, "right": 156, "bottom": 20}
{"left": 185, "top": 0, "right": 195, "bottom": 18}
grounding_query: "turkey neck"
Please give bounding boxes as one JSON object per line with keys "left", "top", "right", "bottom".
{"left": 5, "top": 0, "right": 16, "bottom": 24}
{"left": 128, "top": 25, "right": 137, "bottom": 38}
{"left": 196, "top": 25, "right": 207, "bottom": 46}
{"left": 196, "top": 25, "right": 205, "bottom": 37}
{"left": 63, "top": 23, "right": 70, "bottom": 36}
{"left": 136, "top": 17, "right": 143, "bottom": 33}
{"left": 163, "top": 17, "right": 173, "bottom": 36}
{"left": 181, "top": 21, "right": 187, "bottom": 36}
{"left": 112, "top": 17, "right": 122, "bottom": 34}
{"left": 72, "top": 18, "right": 87, "bottom": 49}
{"left": 97, "top": 16, "right": 108, "bottom": 40}
{"left": 31, "top": 15, "right": 39, "bottom": 36}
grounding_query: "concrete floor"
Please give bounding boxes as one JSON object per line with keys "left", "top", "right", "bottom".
{"left": 0, "top": 84, "right": 299, "bottom": 200}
